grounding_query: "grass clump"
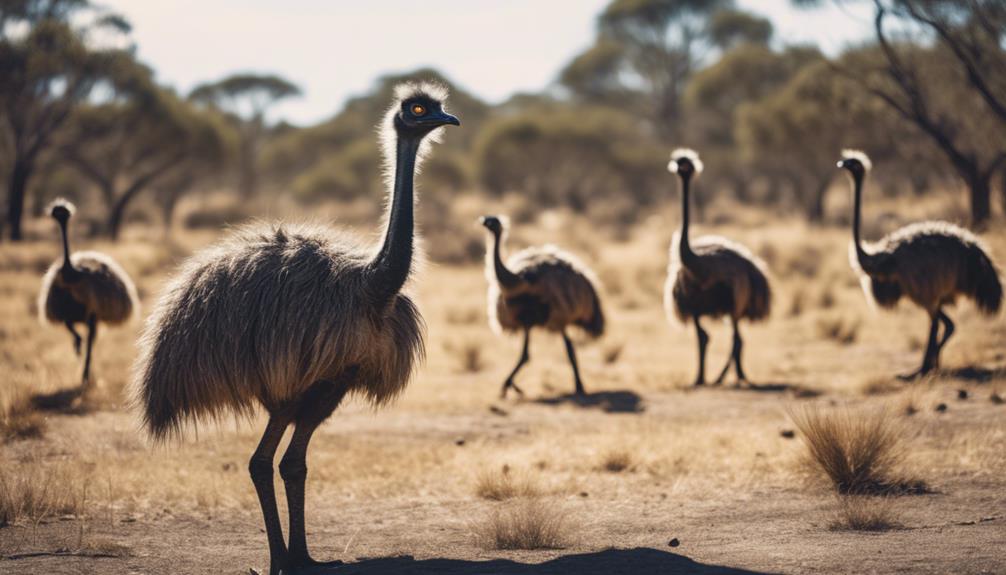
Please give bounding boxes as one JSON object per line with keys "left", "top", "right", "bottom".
{"left": 829, "top": 496, "right": 901, "bottom": 531}
{"left": 0, "top": 398, "right": 46, "bottom": 443}
{"left": 475, "top": 466, "right": 541, "bottom": 501}
{"left": 474, "top": 498, "right": 570, "bottom": 550}
{"left": 790, "top": 406, "right": 927, "bottom": 495}
{"left": 0, "top": 463, "right": 88, "bottom": 527}
{"left": 597, "top": 449, "right": 633, "bottom": 473}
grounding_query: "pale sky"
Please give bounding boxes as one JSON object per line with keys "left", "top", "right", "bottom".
{"left": 101, "top": 0, "right": 874, "bottom": 126}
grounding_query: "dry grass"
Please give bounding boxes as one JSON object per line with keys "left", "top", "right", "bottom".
{"left": 816, "top": 315, "right": 860, "bottom": 345}
{"left": 0, "top": 463, "right": 89, "bottom": 527}
{"left": 457, "top": 342, "right": 485, "bottom": 373}
{"left": 474, "top": 466, "right": 542, "bottom": 501}
{"left": 602, "top": 343, "right": 624, "bottom": 365}
{"left": 829, "top": 496, "right": 901, "bottom": 532}
{"left": 0, "top": 398, "right": 46, "bottom": 443}
{"left": 597, "top": 449, "right": 633, "bottom": 473}
{"left": 790, "top": 406, "right": 927, "bottom": 495}
{"left": 474, "top": 497, "right": 570, "bottom": 550}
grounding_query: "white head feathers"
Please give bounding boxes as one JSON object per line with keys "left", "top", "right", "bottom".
{"left": 668, "top": 148, "right": 704, "bottom": 174}
{"left": 47, "top": 198, "right": 76, "bottom": 217}
{"left": 378, "top": 81, "right": 452, "bottom": 191}
{"left": 841, "top": 149, "right": 872, "bottom": 171}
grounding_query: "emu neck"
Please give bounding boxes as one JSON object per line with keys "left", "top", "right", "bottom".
{"left": 677, "top": 175, "right": 700, "bottom": 271}
{"left": 851, "top": 172, "right": 877, "bottom": 274}
{"left": 490, "top": 231, "right": 521, "bottom": 290}
{"left": 58, "top": 219, "right": 77, "bottom": 277}
{"left": 368, "top": 135, "right": 420, "bottom": 304}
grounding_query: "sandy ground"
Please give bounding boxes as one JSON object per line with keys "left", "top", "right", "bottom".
{"left": 1, "top": 212, "right": 1005, "bottom": 574}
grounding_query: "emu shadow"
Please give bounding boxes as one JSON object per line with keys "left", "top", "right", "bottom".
{"left": 533, "top": 390, "right": 644, "bottom": 413}
{"left": 691, "top": 381, "right": 821, "bottom": 398}
{"left": 324, "top": 548, "right": 776, "bottom": 575}
{"left": 944, "top": 366, "right": 1006, "bottom": 383}
{"left": 30, "top": 387, "right": 94, "bottom": 414}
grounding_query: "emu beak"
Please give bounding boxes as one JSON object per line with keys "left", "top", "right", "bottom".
{"left": 435, "top": 111, "right": 460, "bottom": 127}
{"left": 837, "top": 160, "right": 845, "bottom": 168}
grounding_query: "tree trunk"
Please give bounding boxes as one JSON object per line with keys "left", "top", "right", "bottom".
{"left": 805, "top": 179, "right": 829, "bottom": 224}
{"left": 966, "top": 168, "right": 992, "bottom": 228}
{"left": 6, "top": 158, "right": 33, "bottom": 242}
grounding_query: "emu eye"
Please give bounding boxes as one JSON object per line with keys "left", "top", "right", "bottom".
{"left": 411, "top": 104, "right": 426, "bottom": 116}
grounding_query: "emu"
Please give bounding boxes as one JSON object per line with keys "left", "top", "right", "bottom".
{"left": 480, "top": 215, "right": 605, "bottom": 398}
{"left": 132, "top": 84, "right": 459, "bottom": 575}
{"left": 665, "top": 149, "right": 771, "bottom": 387}
{"left": 839, "top": 150, "right": 1002, "bottom": 379}
{"left": 38, "top": 199, "right": 137, "bottom": 391}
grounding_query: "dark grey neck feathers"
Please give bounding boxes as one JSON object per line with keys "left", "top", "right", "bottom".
{"left": 490, "top": 230, "right": 522, "bottom": 290}
{"left": 851, "top": 171, "right": 879, "bottom": 274}
{"left": 677, "top": 174, "right": 701, "bottom": 272}
{"left": 58, "top": 218, "right": 79, "bottom": 280}
{"left": 368, "top": 135, "right": 420, "bottom": 305}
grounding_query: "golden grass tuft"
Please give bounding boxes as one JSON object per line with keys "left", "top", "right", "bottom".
{"left": 474, "top": 497, "right": 570, "bottom": 550}
{"left": 829, "top": 496, "right": 901, "bottom": 531}
{"left": 0, "top": 463, "right": 89, "bottom": 527}
{"left": 816, "top": 315, "right": 860, "bottom": 346}
{"left": 0, "top": 397, "right": 46, "bottom": 443}
{"left": 790, "top": 406, "right": 927, "bottom": 495}
{"left": 597, "top": 449, "right": 633, "bottom": 473}
{"left": 474, "top": 466, "right": 542, "bottom": 501}
{"left": 458, "top": 342, "right": 485, "bottom": 373}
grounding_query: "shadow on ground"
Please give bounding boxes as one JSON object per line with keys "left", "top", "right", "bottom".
{"left": 323, "top": 548, "right": 776, "bottom": 575}
{"left": 689, "top": 381, "right": 821, "bottom": 398}
{"left": 30, "top": 387, "right": 93, "bottom": 414}
{"left": 533, "top": 390, "right": 644, "bottom": 413}
{"left": 944, "top": 365, "right": 1006, "bottom": 383}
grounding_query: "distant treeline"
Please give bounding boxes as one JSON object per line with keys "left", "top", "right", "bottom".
{"left": 2, "top": 0, "right": 1004, "bottom": 241}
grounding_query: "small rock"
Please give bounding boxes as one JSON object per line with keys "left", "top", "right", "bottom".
{"left": 579, "top": 491, "right": 589, "bottom": 498}
{"left": 489, "top": 405, "right": 508, "bottom": 416}
{"left": 991, "top": 392, "right": 1004, "bottom": 405}
{"left": 454, "top": 437, "right": 466, "bottom": 446}
{"left": 780, "top": 429, "right": 795, "bottom": 439}
{"left": 957, "top": 389, "right": 969, "bottom": 400}
{"left": 935, "top": 403, "right": 948, "bottom": 413}
{"left": 668, "top": 538, "right": 680, "bottom": 547}
{"left": 905, "top": 405, "right": 918, "bottom": 416}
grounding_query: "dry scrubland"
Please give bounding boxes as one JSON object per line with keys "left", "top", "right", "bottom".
{"left": 0, "top": 195, "right": 1004, "bottom": 575}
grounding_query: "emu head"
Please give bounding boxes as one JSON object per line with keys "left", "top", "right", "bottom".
{"left": 479, "top": 215, "right": 505, "bottom": 236}
{"left": 48, "top": 198, "right": 76, "bottom": 224}
{"left": 391, "top": 82, "right": 460, "bottom": 140}
{"left": 668, "top": 148, "right": 704, "bottom": 181}
{"left": 837, "top": 149, "right": 872, "bottom": 181}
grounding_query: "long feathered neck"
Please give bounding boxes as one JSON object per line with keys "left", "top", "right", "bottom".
{"left": 489, "top": 230, "right": 521, "bottom": 290}
{"left": 851, "top": 170, "right": 879, "bottom": 274}
{"left": 677, "top": 174, "right": 700, "bottom": 271}
{"left": 368, "top": 134, "right": 421, "bottom": 304}
{"left": 57, "top": 218, "right": 78, "bottom": 278}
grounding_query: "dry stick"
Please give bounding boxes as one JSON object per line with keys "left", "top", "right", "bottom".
{"left": 3, "top": 550, "right": 122, "bottom": 560}
{"left": 343, "top": 526, "right": 362, "bottom": 556}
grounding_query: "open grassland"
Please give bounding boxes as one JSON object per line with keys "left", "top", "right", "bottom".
{"left": 0, "top": 200, "right": 1004, "bottom": 574}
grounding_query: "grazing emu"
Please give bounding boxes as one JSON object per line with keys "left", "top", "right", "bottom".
{"left": 38, "top": 199, "right": 137, "bottom": 391}
{"left": 132, "top": 84, "right": 459, "bottom": 575}
{"left": 839, "top": 150, "right": 1002, "bottom": 379}
{"left": 480, "top": 215, "right": 605, "bottom": 398}
{"left": 665, "top": 149, "right": 771, "bottom": 386}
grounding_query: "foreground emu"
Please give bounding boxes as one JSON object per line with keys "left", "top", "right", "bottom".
{"left": 839, "top": 150, "right": 1002, "bottom": 379}
{"left": 39, "top": 199, "right": 137, "bottom": 391}
{"left": 665, "top": 149, "right": 771, "bottom": 386}
{"left": 133, "top": 84, "right": 458, "bottom": 575}
{"left": 480, "top": 215, "right": 605, "bottom": 398}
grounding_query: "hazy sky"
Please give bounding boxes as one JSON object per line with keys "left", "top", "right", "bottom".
{"left": 102, "top": 0, "right": 873, "bottom": 126}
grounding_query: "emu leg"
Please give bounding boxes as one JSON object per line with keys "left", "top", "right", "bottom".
{"left": 249, "top": 412, "right": 294, "bottom": 575}
{"left": 693, "top": 317, "right": 709, "bottom": 386}
{"left": 502, "top": 329, "right": 530, "bottom": 398}
{"left": 65, "top": 321, "right": 82, "bottom": 357}
{"left": 934, "top": 310, "right": 955, "bottom": 369}
{"left": 80, "top": 315, "right": 97, "bottom": 390}
{"left": 899, "top": 314, "right": 940, "bottom": 380}
{"left": 280, "top": 378, "right": 351, "bottom": 570}
{"left": 714, "top": 318, "right": 747, "bottom": 386}
{"left": 562, "top": 330, "right": 585, "bottom": 396}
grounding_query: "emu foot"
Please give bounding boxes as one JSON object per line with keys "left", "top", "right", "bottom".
{"left": 500, "top": 381, "right": 525, "bottom": 399}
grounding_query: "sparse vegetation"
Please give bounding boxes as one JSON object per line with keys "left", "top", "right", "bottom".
{"left": 0, "top": 399, "right": 46, "bottom": 443}
{"left": 458, "top": 342, "right": 485, "bottom": 373}
{"left": 816, "top": 315, "right": 860, "bottom": 345}
{"left": 597, "top": 449, "right": 633, "bottom": 473}
{"left": 790, "top": 406, "right": 927, "bottom": 495}
{"left": 474, "top": 497, "right": 570, "bottom": 550}
{"left": 0, "top": 463, "right": 89, "bottom": 528}
{"left": 474, "top": 466, "right": 542, "bottom": 501}
{"left": 829, "top": 496, "right": 901, "bottom": 532}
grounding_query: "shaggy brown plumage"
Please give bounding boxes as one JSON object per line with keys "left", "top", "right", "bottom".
{"left": 664, "top": 149, "right": 771, "bottom": 386}
{"left": 131, "top": 83, "right": 459, "bottom": 575}
{"left": 481, "top": 215, "right": 604, "bottom": 397}
{"left": 840, "top": 150, "right": 1002, "bottom": 379}
{"left": 38, "top": 199, "right": 138, "bottom": 389}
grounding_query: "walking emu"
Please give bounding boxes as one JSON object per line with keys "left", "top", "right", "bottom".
{"left": 480, "top": 215, "right": 605, "bottom": 398}
{"left": 665, "top": 149, "right": 771, "bottom": 386}
{"left": 38, "top": 199, "right": 137, "bottom": 391}
{"left": 132, "top": 83, "right": 459, "bottom": 575}
{"left": 839, "top": 150, "right": 1002, "bottom": 379}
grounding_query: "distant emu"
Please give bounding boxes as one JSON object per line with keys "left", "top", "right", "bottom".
{"left": 480, "top": 215, "right": 605, "bottom": 398}
{"left": 839, "top": 150, "right": 1002, "bottom": 379}
{"left": 665, "top": 149, "right": 771, "bottom": 386}
{"left": 38, "top": 199, "right": 137, "bottom": 391}
{"left": 132, "top": 84, "right": 459, "bottom": 575}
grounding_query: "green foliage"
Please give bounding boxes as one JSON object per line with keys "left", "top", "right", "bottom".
{"left": 708, "top": 9, "right": 773, "bottom": 49}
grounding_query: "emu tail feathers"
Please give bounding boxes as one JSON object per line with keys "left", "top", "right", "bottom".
{"left": 579, "top": 288, "right": 605, "bottom": 338}
{"left": 746, "top": 267, "right": 772, "bottom": 321}
{"left": 869, "top": 277, "right": 902, "bottom": 309}
{"left": 968, "top": 246, "right": 1003, "bottom": 315}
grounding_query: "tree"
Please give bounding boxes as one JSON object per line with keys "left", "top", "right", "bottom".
{"left": 708, "top": 9, "right": 773, "bottom": 49}
{"left": 60, "top": 73, "right": 231, "bottom": 239}
{"left": 0, "top": 0, "right": 133, "bottom": 240}
{"left": 190, "top": 73, "right": 301, "bottom": 198}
